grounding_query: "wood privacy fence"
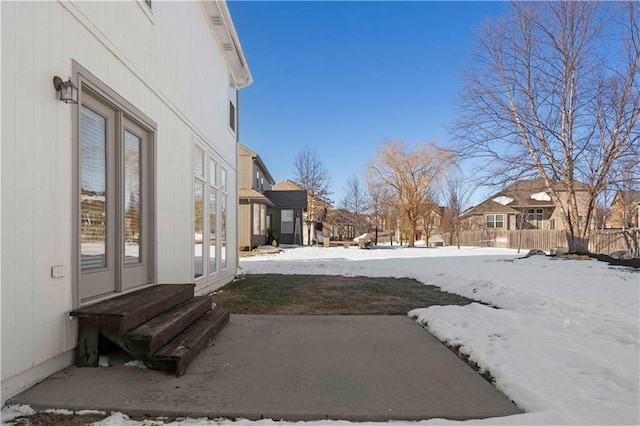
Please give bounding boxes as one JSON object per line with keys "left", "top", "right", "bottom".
{"left": 453, "top": 229, "right": 639, "bottom": 256}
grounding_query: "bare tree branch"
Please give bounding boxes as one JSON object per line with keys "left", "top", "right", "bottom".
{"left": 292, "top": 145, "right": 332, "bottom": 203}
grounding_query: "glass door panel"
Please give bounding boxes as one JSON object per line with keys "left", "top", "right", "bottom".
{"left": 209, "top": 190, "right": 217, "bottom": 274}
{"left": 124, "top": 131, "right": 141, "bottom": 265}
{"left": 79, "top": 97, "right": 117, "bottom": 301}
{"left": 80, "top": 106, "right": 107, "bottom": 270}
{"left": 194, "top": 182, "right": 204, "bottom": 279}
{"left": 121, "top": 118, "right": 150, "bottom": 291}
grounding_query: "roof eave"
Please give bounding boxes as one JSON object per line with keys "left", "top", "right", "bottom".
{"left": 202, "top": 1, "right": 253, "bottom": 88}
{"left": 254, "top": 156, "right": 275, "bottom": 185}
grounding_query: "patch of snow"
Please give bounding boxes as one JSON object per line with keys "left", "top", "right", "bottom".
{"left": 530, "top": 192, "right": 551, "bottom": 201}
{"left": 77, "top": 409, "right": 107, "bottom": 415}
{"left": 0, "top": 404, "right": 35, "bottom": 423}
{"left": 124, "top": 360, "right": 148, "bottom": 369}
{"left": 353, "top": 233, "right": 370, "bottom": 243}
{"left": 98, "top": 355, "right": 110, "bottom": 367}
{"left": 493, "top": 196, "right": 514, "bottom": 205}
{"left": 90, "top": 412, "right": 150, "bottom": 425}
{"left": 43, "top": 408, "right": 74, "bottom": 415}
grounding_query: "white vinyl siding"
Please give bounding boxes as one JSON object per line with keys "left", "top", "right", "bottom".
{"left": 1, "top": 0, "right": 243, "bottom": 402}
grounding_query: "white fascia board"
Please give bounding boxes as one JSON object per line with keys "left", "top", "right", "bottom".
{"left": 202, "top": 0, "right": 253, "bottom": 88}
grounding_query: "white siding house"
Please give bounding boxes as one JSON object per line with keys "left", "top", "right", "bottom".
{"left": 1, "top": 0, "right": 251, "bottom": 403}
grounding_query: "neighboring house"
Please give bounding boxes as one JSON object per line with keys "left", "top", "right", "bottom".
{"left": 263, "top": 189, "right": 308, "bottom": 245}
{"left": 237, "top": 156, "right": 308, "bottom": 249}
{"left": 460, "top": 178, "right": 591, "bottom": 231}
{"left": 611, "top": 190, "right": 640, "bottom": 228}
{"left": 238, "top": 145, "right": 275, "bottom": 250}
{"left": 272, "top": 180, "right": 328, "bottom": 245}
{"left": 1, "top": 1, "right": 251, "bottom": 403}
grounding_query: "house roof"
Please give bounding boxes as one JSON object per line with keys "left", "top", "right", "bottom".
{"left": 612, "top": 190, "right": 640, "bottom": 206}
{"left": 272, "top": 180, "right": 302, "bottom": 191}
{"left": 463, "top": 178, "right": 589, "bottom": 217}
{"left": 239, "top": 189, "right": 275, "bottom": 207}
{"left": 239, "top": 144, "right": 275, "bottom": 185}
{"left": 201, "top": 1, "right": 252, "bottom": 88}
{"left": 265, "top": 190, "right": 308, "bottom": 210}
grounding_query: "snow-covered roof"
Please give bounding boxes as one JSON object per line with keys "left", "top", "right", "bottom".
{"left": 530, "top": 192, "right": 551, "bottom": 202}
{"left": 493, "top": 196, "right": 514, "bottom": 206}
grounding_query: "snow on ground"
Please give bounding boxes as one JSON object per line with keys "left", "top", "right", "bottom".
{"left": 2, "top": 245, "right": 638, "bottom": 425}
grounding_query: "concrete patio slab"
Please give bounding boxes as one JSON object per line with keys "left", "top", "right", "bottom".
{"left": 9, "top": 315, "right": 522, "bottom": 421}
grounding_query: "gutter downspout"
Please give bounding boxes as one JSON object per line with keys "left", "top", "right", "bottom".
{"left": 235, "top": 89, "right": 240, "bottom": 274}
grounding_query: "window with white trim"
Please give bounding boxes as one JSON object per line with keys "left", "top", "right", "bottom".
{"left": 486, "top": 214, "right": 504, "bottom": 229}
{"left": 260, "top": 204, "right": 267, "bottom": 235}
{"left": 195, "top": 144, "right": 221, "bottom": 280}
{"left": 209, "top": 156, "right": 217, "bottom": 275}
{"left": 527, "top": 208, "right": 544, "bottom": 228}
{"left": 282, "top": 209, "right": 294, "bottom": 234}
{"left": 221, "top": 167, "right": 228, "bottom": 270}
{"left": 253, "top": 204, "right": 261, "bottom": 235}
{"left": 194, "top": 148, "right": 205, "bottom": 279}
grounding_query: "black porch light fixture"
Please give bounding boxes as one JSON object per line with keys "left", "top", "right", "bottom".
{"left": 53, "top": 76, "right": 78, "bottom": 104}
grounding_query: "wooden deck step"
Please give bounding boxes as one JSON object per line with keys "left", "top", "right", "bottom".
{"left": 148, "top": 307, "right": 231, "bottom": 376}
{"left": 70, "top": 284, "right": 195, "bottom": 334}
{"left": 124, "top": 296, "right": 213, "bottom": 356}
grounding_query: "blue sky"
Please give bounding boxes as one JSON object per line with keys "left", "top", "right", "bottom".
{"left": 228, "top": 1, "right": 509, "bottom": 205}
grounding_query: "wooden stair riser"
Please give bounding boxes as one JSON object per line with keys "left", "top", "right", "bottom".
{"left": 118, "top": 286, "right": 196, "bottom": 334}
{"left": 124, "top": 296, "right": 213, "bottom": 356}
{"left": 149, "top": 307, "right": 230, "bottom": 376}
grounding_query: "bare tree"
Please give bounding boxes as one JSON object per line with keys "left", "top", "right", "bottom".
{"left": 441, "top": 176, "right": 474, "bottom": 249}
{"left": 453, "top": 2, "right": 640, "bottom": 253}
{"left": 367, "top": 140, "right": 455, "bottom": 247}
{"left": 342, "top": 174, "right": 370, "bottom": 213}
{"left": 366, "top": 178, "right": 393, "bottom": 245}
{"left": 340, "top": 173, "right": 370, "bottom": 235}
{"left": 293, "top": 145, "right": 332, "bottom": 203}
{"left": 418, "top": 187, "right": 440, "bottom": 246}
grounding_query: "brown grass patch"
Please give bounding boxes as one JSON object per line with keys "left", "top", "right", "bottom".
{"left": 212, "top": 274, "right": 475, "bottom": 315}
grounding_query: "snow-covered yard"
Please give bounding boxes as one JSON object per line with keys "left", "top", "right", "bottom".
{"left": 3, "top": 246, "right": 638, "bottom": 425}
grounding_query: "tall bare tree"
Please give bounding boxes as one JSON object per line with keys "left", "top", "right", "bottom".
{"left": 441, "top": 176, "right": 474, "bottom": 249}
{"left": 454, "top": 2, "right": 640, "bottom": 253}
{"left": 366, "top": 178, "right": 393, "bottom": 245}
{"left": 293, "top": 145, "right": 332, "bottom": 203}
{"left": 342, "top": 174, "right": 369, "bottom": 214}
{"left": 367, "top": 140, "right": 454, "bottom": 247}
{"left": 418, "top": 187, "right": 440, "bottom": 246}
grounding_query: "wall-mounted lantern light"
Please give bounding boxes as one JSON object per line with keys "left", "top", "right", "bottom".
{"left": 53, "top": 76, "right": 78, "bottom": 104}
